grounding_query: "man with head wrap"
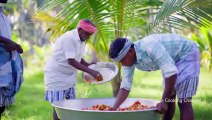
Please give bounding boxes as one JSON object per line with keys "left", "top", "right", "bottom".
{"left": 44, "top": 19, "right": 103, "bottom": 120}
{"left": 109, "top": 34, "right": 200, "bottom": 120}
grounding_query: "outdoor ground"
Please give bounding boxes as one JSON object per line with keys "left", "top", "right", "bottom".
{"left": 2, "top": 64, "right": 212, "bottom": 120}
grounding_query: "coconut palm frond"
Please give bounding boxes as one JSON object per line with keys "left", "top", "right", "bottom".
{"left": 151, "top": 0, "right": 212, "bottom": 33}
{"left": 37, "top": 0, "right": 67, "bottom": 12}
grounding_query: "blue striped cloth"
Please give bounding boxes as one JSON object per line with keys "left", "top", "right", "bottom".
{"left": 45, "top": 87, "right": 76, "bottom": 103}
{"left": 0, "top": 50, "right": 23, "bottom": 96}
{"left": 174, "top": 44, "right": 200, "bottom": 98}
{"left": 0, "top": 44, "right": 10, "bottom": 66}
{"left": 0, "top": 48, "right": 23, "bottom": 106}
{"left": 0, "top": 92, "right": 14, "bottom": 107}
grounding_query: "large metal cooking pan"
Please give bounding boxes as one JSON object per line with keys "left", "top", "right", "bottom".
{"left": 52, "top": 98, "right": 161, "bottom": 120}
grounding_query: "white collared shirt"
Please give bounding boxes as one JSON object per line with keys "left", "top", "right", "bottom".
{"left": 44, "top": 29, "right": 85, "bottom": 91}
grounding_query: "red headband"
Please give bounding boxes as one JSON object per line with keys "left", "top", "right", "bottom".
{"left": 77, "top": 20, "right": 97, "bottom": 33}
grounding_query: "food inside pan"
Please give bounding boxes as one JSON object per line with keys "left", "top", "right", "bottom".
{"left": 82, "top": 101, "right": 155, "bottom": 111}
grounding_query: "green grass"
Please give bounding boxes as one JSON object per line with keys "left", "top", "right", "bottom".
{"left": 1, "top": 65, "right": 212, "bottom": 120}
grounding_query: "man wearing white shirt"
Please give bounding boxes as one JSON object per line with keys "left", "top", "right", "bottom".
{"left": 44, "top": 19, "right": 103, "bottom": 120}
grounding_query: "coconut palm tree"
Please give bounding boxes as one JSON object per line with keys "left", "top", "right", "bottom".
{"left": 35, "top": 0, "right": 212, "bottom": 96}
{"left": 151, "top": 0, "right": 212, "bottom": 33}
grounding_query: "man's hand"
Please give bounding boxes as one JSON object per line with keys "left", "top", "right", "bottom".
{"left": 5, "top": 41, "right": 23, "bottom": 54}
{"left": 156, "top": 102, "right": 168, "bottom": 114}
{"left": 109, "top": 106, "right": 117, "bottom": 111}
{"left": 0, "top": 36, "right": 23, "bottom": 53}
{"left": 89, "top": 70, "right": 103, "bottom": 81}
{"left": 157, "top": 74, "right": 176, "bottom": 113}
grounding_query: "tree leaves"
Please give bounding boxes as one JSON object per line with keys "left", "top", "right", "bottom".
{"left": 151, "top": 0, "right": 212, "bottom": 33}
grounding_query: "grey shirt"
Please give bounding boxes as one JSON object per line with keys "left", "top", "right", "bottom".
{"left": 0, "top": 6, "right": 11, "bottom": 39}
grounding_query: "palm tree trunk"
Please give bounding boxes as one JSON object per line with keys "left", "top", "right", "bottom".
{"left": 111, "top": 72, "right": 121, "bottom": 97}
{"left": 111, "top": 64, "right": 122, "bottom": 97}
{"left": 17, "top": 0, "right": 24, "bottom": 39}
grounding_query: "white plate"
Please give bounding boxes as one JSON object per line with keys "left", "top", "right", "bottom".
{"left": 82, "top": 62, "right": 118, "bottom": 84}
